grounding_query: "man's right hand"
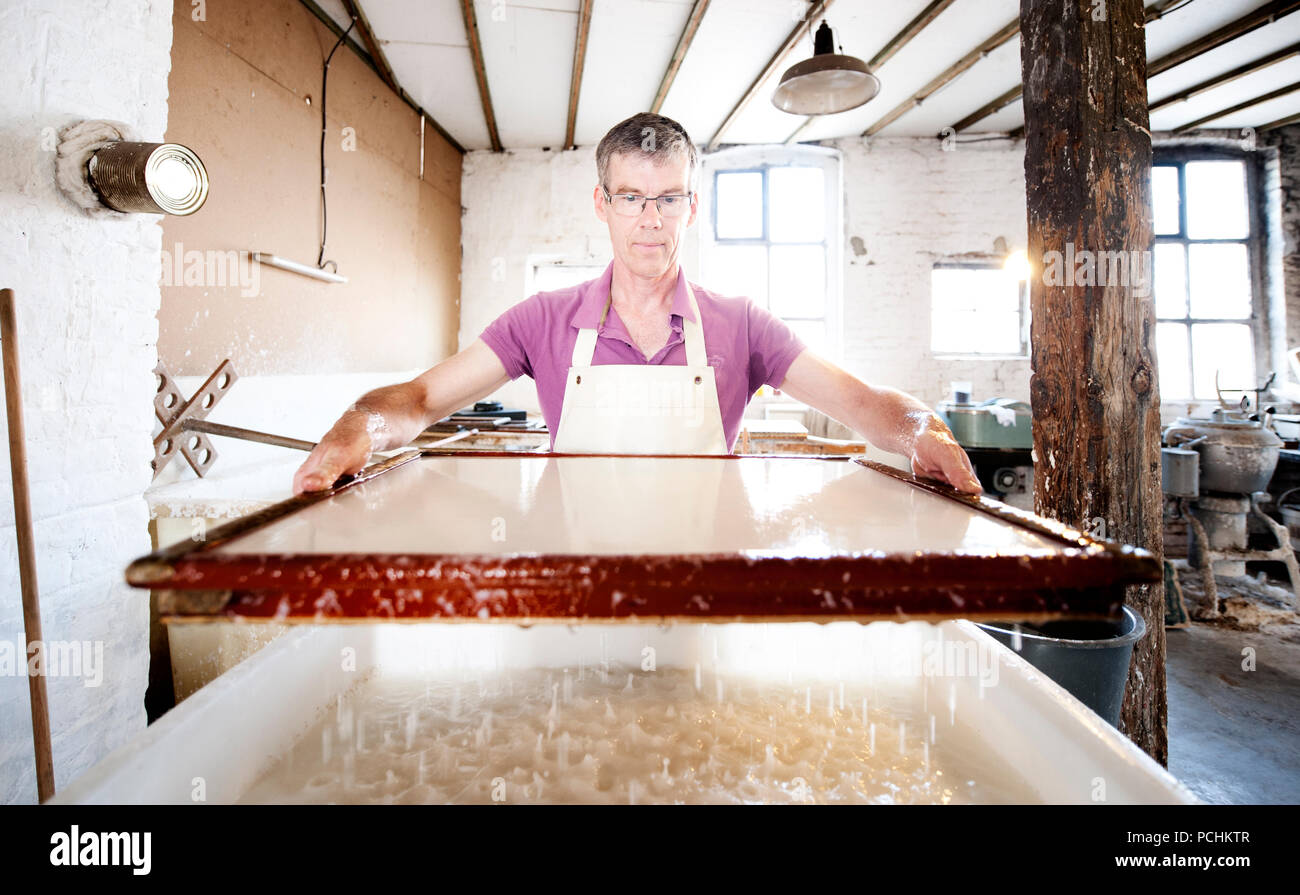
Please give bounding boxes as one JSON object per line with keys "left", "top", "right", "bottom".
{"left": 292, "top": 341, "right": 512, "bottom": 495}
{"left": 293, "top": 411, "right": 376, "bottom": 494}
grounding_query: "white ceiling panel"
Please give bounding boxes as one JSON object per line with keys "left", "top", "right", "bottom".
{"left": 1181, "top": 90, "right": 1300, "bottom": 130}
{"left": 1148, "top": 10, "right": 1300, "bottom": 103}
{"left": 362, "top": 0, "right": 492, "bottom": 150}
{"left": 977, "top": 96, "right": 1023, "bottom": 135}
{"left": 361, "top": 0, "right": 464, "bottom": 44}
{"left": 385, "top": 43, "right": 494, "bottom": 149}
{"left": 474, "top": 0, "right": 581, "bottom": 148}
{"left": 1144, "top": 0, "right": 1276, "bottom": 63}
{"left": 658, "top": 0, "right": 806, "bottom": 149}
{"left": 1150, "top": 55, "right": 1300, "bottom": 130}
{"left": 888, "top": 34, "right": 1022, "bottom": 137}
{"left": 573, "top": 0, "right": 695, "bottom": 147}
{"left": 297, "top": 0, "right": 1296, "bottom": 150}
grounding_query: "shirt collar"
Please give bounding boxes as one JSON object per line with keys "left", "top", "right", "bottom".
{"left": 571, "top": 262, "right": 697, "bottom": 331}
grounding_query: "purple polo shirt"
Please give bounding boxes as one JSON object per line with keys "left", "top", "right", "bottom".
{"left": 479, "top": 262, "right": 807, "bottom": 451}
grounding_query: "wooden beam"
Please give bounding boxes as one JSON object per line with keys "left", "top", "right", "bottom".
{"left": 298, "top": 0, "right": 465, "bottom": 154}
{"left": 868, "top": 0, "right": 958, "bottom": 68}
{"left": 1148, "top": 0, "right": 1300, "bottom": 77}
{"left": 565, "top": 0, "right": 595, "bottom": 150}
{"left": 1261, "top": 109, "right": 1300, "bottom": 130}
{"left": 458, "top": 0, "right": 502, "bottom": 151}
{"left": 946, "top": 0, "right": 1192, "bottom": 135}
{"left": 947, "top": 84, "right": 1023, "bottom": 134}
{"left": 784, "top": 0, "right": 956, "bottom": 144}
{"left": 708, "top": 0, "right": 835, "bottom": 151}
{"left": 1150, "top": 41, "right": 1300, "bottom": 113}
{"left": 1174, "top": 80, "right": 1300, "bottom": 131}
{"left": 651, "top": 0, "right": 711, "bottom": 114}
{"left": 862, "top": 17, "right": 1019, "bottom": 138}
{"left": 1007, "top": 0, "right": 1299, "bottom": 141}
{"left": 340, "top": 0, "right": 398, "bottom": 93}
{"left": 1020, "top": 0, "right": 1166, "bottom": 763}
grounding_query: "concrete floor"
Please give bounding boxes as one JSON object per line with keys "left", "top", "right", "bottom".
{"left": 1166, "top": 592, "right": 1300, "bottom": 804}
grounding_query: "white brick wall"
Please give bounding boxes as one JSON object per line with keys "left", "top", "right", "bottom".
{"left": 0, "top": 0, "right": 171, "bottom": 803}
{"left": 458, "top": 136, "right": 1031, "bottom": 418}
{"left": 834, "top": 136, "right": 1031, "bottom": 408}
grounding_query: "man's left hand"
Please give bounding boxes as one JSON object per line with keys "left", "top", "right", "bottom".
{"left": 910, "top": 418, "right": 983, "bottom": 495}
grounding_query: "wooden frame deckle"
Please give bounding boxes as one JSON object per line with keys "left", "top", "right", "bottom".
{"left": 127, "top": 450, "right": 1159, "bottom": 624}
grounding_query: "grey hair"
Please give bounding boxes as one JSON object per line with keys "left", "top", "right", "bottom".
{"left": 595, "top": 113, "right": 700, "bottom": 193}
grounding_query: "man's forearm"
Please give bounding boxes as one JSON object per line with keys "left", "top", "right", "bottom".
{"left": 343, "top": 381, "right": 430, "bottom": 452}
{"left": 840, "top": 380, "right": 946, "bottom": 457}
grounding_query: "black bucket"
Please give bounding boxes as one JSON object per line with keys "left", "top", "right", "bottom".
{"left": 976, "top": 606, "right": 1147, "bottom": 727}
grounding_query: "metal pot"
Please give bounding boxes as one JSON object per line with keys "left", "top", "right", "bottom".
{"left": 1163, "top": 410, "right": 1282, "bottom": 495}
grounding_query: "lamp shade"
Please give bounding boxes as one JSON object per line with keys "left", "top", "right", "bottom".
{"left": 773, "top": 21, "right": 878, "bottom": 116}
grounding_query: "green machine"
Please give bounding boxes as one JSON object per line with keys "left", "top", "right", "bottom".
{"left": 937, "top": 398, "right": 1033, "bottom": 450}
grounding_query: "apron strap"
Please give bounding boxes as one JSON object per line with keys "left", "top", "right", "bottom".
{"left": 571, "top": 327, "right": 598, "bottom": 367}
{"left": 570, "top": 279, "right": 708, "bottom": 368}
{"left": 682, "top": 283, "right": 706, "bottom": 367}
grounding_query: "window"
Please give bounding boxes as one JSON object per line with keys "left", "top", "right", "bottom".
{"left": 701, "top": 147, "right": 840, "bottom": 361}
{"left": 930, "top": 263, "right": 1029, "bottom": 356}
{"left": 1151, "top": 154, "right": 1258, "bottom": 401}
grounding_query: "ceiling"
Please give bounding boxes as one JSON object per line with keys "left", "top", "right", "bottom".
{"left": 309, "top": 0, "right": 1300, "bottom": 151}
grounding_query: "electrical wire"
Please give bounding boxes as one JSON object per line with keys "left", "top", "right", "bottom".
{"left": 318, "top": 17, "right": 357, "bottom": 273}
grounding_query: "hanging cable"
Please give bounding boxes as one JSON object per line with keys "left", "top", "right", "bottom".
{"left": 318, "top": 17, "right": 357, "bottom": 273}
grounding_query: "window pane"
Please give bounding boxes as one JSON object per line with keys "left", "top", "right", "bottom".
{"left": 715, "top": 171, "right": 763, "bottom": 239}
{"left": 932, "top": 267, "right": 1020, "bottom": 312}
{"left": 769, "top": 244, "right": 825, "bottom": 318}
{"left": 1192, "top": 323, "right": 1254, "bottom": 400}
{"left": 769, "top": 167, "right": 825, "bottom": 242}
{"left": 1156, "top": 322, "right": 1191, "bottom": 399}
{"left": 931, "top": 267, "right": 1023, "bottom": 354}
{"left": 706, "top": 244, "right": 767, "bottom": 306}
{"left": 1154, "top": 243, "right": 1186, "bottom": 318}
{"left": 1186, "top": 161, "right": 1248, "bottom": 239}
{"left": 785, "top": 319, "right": 826, "bottom": 358}
{"left": 1152, "top": 166, "right": 1180, "bottom": 236}
{"left": 1188, "top": 243, "right": 1251, "bottom": 319}
{"left": 933, "top": 311, "right": 1022, "bottom": 355}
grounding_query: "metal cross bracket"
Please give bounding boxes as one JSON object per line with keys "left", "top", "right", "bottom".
{"left": 152, "top": 359, "right": 238, "bottom": 479}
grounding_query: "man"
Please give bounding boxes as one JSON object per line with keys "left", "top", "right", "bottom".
{"left": 293, "top": 113, "right": 981, "bottom": 495}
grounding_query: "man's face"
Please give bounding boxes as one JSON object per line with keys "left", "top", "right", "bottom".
{"left": 594, "top": 152, "right": 698, "bottom": 280}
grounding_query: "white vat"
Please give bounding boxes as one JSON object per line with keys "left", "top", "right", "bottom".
{"left": 54, "top": 621, "right": 1196, "bottom": 805}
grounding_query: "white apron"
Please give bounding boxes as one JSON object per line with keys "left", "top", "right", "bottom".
{"left": 552, "top": 281, "right": 728, "bottom": 454}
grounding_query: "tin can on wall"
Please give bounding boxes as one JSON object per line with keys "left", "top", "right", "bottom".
{"left": 87, "top": 142, "right": 209, "bottom": 215}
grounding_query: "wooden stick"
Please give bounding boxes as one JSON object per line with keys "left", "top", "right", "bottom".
{"left": 0, "top": 288, "right": 55, "bottom": 802}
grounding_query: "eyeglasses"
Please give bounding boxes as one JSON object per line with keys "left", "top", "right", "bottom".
{"left": 602, "top": 185, "right": 693, "bottom": 218}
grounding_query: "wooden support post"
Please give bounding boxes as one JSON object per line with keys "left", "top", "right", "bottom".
{"left": 1019, "top": 0, "right": 1167, "bottom": 764}
{"left": 1, "top": 289, "right": 56, "bottom": 800}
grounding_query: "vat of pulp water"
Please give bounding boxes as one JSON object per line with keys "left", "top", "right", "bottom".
{"left": 53, "top": 620, "right": 1195, "bottom": 805}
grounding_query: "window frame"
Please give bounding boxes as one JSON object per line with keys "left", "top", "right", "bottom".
{"left": 700, "top": 145, "right": 843, "bottom": 364}
{"left": 1152, "top": 144, "right": 1267, "bottom": 402}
